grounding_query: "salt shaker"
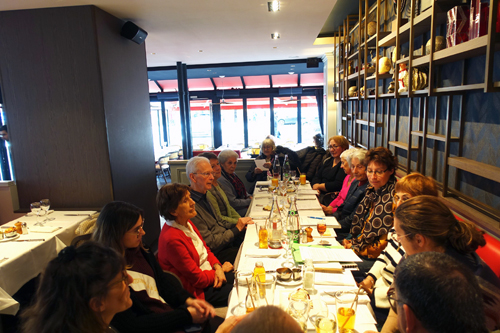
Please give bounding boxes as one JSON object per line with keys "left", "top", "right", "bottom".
{"left": 22, "top": 222, "right": 29, "bottom": 234}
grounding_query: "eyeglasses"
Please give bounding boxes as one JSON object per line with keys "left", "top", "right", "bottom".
{"left": 193, "top": 172, "right": 215, "bottom": 177}
{"left": 366, "top": 169, "right": 388, "bottom": 176}
{"left": 387, "top": 287, "right": 404, "bottom": 314}
{"left": 108, "top": 271, "right": 130, "bottom": 289}
{"left": 328, "top": 145, "right": 339, "bottom": 149}
{"left": 128, "top": 220, "right": 145, "bottom": 237}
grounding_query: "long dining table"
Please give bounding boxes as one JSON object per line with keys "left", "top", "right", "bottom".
{"left": 227, "top": 181, "right": 377, "bottom": 332}
{"left": 0, "top": 211, "right": 96, "bottom": 315}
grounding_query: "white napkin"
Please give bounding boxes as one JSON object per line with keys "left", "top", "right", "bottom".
{"left": 29, "top": 226, "right": 60, "bottom": 233}
{"left": 245, "top": 248, "right": 282, "bottom": 258}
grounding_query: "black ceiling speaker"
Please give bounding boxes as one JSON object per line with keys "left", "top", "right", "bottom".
{"left": 306, "top": 58, "right": 320, "bottom": 68}
{"left": 120, "top": 21, "right": 148, "bottom": 45}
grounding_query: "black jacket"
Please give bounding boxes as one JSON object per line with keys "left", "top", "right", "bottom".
{"left": 245, "top": 145, "right": 300, "bottom": 184}
{"left": 296, "top": 146, "right": 327, "bottom": 181}
{"left": 333, "top": 179, "right": 369, "bottom": 234}
{"left": 311, "top": 156, "right": 346, "bottom": 193}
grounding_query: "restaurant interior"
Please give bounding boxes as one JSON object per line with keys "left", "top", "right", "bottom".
{"left": 0, "top": 0, "right": 499, "bottom": 332}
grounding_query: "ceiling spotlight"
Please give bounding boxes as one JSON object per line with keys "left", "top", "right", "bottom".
{"left": 271, "top": 33, "right": 280, "bottom": 40}
{"left": 198, "top": 50, "right": 203, "bottom": 52}
{"left": 268, "top": 1, "right": 280, "bottom": 12}
{"left": 288, "top": 71, "right": 294, "bottom": 75}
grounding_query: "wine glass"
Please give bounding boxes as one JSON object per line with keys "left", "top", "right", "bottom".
{"left": 281, "top": 233, "right": 294, "bottom": 268}
{"left": 317, "top": 222, "right": 327, "bottom": 245}
{"left": 40, "top": 199, "right": 54, "bottom": 222}
{"left": 279, "top": 180, "right": 288, "bottom": 197}
{"left": 31, "top": 202, "right": 42, "bottom": 226}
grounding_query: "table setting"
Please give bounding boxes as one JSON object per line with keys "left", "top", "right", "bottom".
{"left": 229, "top": 180, "right": 377, "bottom": 332}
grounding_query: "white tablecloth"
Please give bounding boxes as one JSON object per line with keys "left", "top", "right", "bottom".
{"left": 229, "top": 184, "right": 377, "bottom": 332}
{"left": 0, "top": 211, "right": 96, "bottom": 315}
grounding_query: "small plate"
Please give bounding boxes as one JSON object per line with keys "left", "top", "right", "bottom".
{"left": 0, "top": 234, "right": 20, "bottom": 242}
{"left": 277, "top": 278, "right": 303, "bottom": 287}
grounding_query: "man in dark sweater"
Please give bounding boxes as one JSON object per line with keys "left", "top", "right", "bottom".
{"left": 187, "top": 156, "right": 251, "bottom": 264}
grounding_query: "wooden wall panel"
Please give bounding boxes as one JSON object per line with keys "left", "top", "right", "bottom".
{"left": 0, "top": 6, "right": 113, "bottom": 209}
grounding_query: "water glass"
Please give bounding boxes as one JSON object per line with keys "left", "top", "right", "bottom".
{"left": 40, "top": 198, "right": 54, "bottom": 222}
{"left": 255, "top": 273, "right": 276, "bottom": 306}
{"left": 336, "top": 291, "right": 358, "bottom": 333}
{"left": 31, "top": 202, "right": 42, "bottom": 226}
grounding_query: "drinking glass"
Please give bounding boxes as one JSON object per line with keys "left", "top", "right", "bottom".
{"left": 309, "top": 300, "right": 329, "bottom": 326}
{"left": 233, "top": 270, "right": 254, "bottom": 315}
{"left": 40, "top": 199, "right": 54, "bottom": 222}
{"left": 317, "top": 222, "right": 327, "bottom": 245}
{"left": 31, "top": 202, "right": 42, "bottom": 226}
{"left": 336, "top": 291, "right": 358, "bottom": 333}
{"left": 314, "top": 316, "right": 337, "bottom": 333}
{"left": 281, "top": 233, "right": 294, "bottom": 268}
{"left": 279, "top": 180, "right": 288, "bottom": 197}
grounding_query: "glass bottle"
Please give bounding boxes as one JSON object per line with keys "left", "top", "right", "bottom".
{"left": 283, "top": 154, "right": 290, "bottom": 181}
{"left": 272, "top": 154, "right": 281, "bottom": 181}
{"left": 253, "top": 261, "right": 266, "bottom": 283}
{"left": 267, "top": 194, "right": 283, "bottom": 249}
{"left": 286, "top": 196, "right": 300, "bottom": 244}
{"left": 302, "top": 258, "right": 315, "bottom": 292}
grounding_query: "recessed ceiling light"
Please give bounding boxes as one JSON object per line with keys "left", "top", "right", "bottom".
{"left": 199, "top": 50, "right": 203, "bottom": 52}
{"left": 273, "top": 46, "right": 278, "bottom": 49}
{"left": 288, "top": 72, "right": 294, "bottom": 75}
{"left": 271, "top": 33, "right": 280, "bottom": 40}
{"left": 291, "top": 65, "right": 296, "bottom": 67}
{"left": 207, "top": 69, "right": 211, "bottom": 71}
{"left": 219, "top": 75, "right": 225, "bottom": 78}
{"left": 150, "top": 52, "right": 156, "bottom": 55}
{"left": 268, "top": 1, "right": 280, "bottom": 12}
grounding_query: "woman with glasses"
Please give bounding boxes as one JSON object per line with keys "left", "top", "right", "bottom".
{"left": 93, "top": 201, "right": 215, "bottom": 333}
{"left": 311, "top": 135, "right": 349, "bottom": 204}
{"left": 157, "top": 183, "right": 235, "bottom": 307}
{"left": 343, "top": 147, "right": 397, "bottom": 272}
{"left": 358, "top": 173, "right": 438, "bottom": 326}
{"left": 21, "top": 241, "right": 132, "bottom": 333}
{"left": 375, "top": 195, "right": 500, "bottom": 333}
{"left": 218, "top": 149, "right": 252, "bottom": 216}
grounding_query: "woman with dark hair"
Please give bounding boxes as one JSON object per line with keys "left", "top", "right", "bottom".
{"left": 157, "top": 183, "right": 234, "bottom": 307}
{"left": 93, "top": 201, "right": 215, "bottom": 333}
{"left": 375, "top": 195, "right": 500, "bottom": 333}
{"left": 343, "top": 147, "right": 397, "bottom": 271}
{"left": 21, "top": 241, "right": 131, "bottom": 333}
{"left": 296, "top": 133, "right": 327, "bottom": 181}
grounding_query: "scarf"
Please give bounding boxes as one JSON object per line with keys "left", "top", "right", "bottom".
{"left": 350, "top": 177, "right": 396, "bottom": 255}
{"left": 221, "top": 167, "right": 248, "bottom": 199}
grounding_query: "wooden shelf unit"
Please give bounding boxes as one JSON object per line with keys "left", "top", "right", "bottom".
{"left": 335, "top": 0, "right": 500, "bottom": 226}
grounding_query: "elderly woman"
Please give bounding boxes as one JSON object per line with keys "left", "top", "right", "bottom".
{"left": 376, "top": 196, "right": 500, "bottom": 333}
{"left": 93, "top": 201, "right": 215, "bottom": 333}
{"left": 21, "top": 242, "right": 131, "bottom": 333}
{"left": 218, "top": 149, "right": 252, "bottom": 216}
{"left": 343, "top": 147, "right": 397, "bottom": 272}
{"left": 311, "top": 135, "right": 349, "bottom": 204}
{"left": 199, "top": 152, "right": 253, "bottom": 227}
{"left": 157, "top": 183, "right": 234, "bottom": 307}
{"left": 358, "top": 173, "right": 438, "bottom": 326}
{"left": 246, "top": 138, "right": 276, "bottom": 184}
{"left": 321, "top": 148, "right": 356, "bottom": 215}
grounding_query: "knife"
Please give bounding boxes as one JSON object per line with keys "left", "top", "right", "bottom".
{"left": 16, "top": 239, "right": 45, "bottom": 242}
{"left": 64, "top": 214, "right": 90, "bottom": 216}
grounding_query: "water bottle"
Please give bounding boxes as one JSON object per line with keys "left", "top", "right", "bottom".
{"left": 272, "top": 154, "right": 281, "bottom": 181}
{"left": 303, "top": 258, "right": 315, "bottom": 292}
{"left": 283, "top": 154, "right": 291, "bottom": 181}
{"left": 287, "top": 196, "right": 300, "bottom": 244}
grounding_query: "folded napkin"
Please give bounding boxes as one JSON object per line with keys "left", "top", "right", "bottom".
{"left": 29, "top": 226, "right": 60, "bottom": 233}
{"left": 245, "top": 248, "right": 281, "bottom": 258}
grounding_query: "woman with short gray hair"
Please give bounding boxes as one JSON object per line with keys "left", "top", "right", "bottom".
{"left": 218, "top": 150, "right": 252, "bottom": 216}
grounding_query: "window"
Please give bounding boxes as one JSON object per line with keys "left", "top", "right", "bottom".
{"left": 150, "top": 102, "right": 163, "bottom": 159}
{"left": 221, "top": 99, "right": 244, "bottom": 148}
{"left": 274, "top": 97, "right": 297, "bottom": 144}
{"left": 165, "top": 102, "right": 182, "bottom": 147}
{"left": 0, "top": 105, "right": 12, "bottom": 180}
{"left": 247, "top": 98, "right": 271, "bottom": 147}
{"left": 301, "top": 96, "right": 321, "bottom": 144}
{"left": 190, "top": 100, "right": 213, "bottom": 150}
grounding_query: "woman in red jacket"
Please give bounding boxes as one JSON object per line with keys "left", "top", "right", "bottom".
{"left": 157, "top": 183, "right": 234, "bottom": 307}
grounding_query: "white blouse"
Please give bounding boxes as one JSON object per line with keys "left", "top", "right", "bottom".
{"left": 166, "top": 220, "right": 212, "bottom": 271}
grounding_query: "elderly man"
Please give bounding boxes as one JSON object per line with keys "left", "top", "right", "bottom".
{"left": 388, "top": 252, "right": 488, "bottom": 333}
{"left": 186, "top": 156, "right": 250, "bottom": 264}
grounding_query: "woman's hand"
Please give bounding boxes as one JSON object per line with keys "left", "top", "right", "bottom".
{"left": 186, "top": 298, "right": 215, "bottom": 319}
{"left": 321, "top": 204, "right": 333, "bottom": 215}
{"left": 215, "top": 315, "right": 247, "bottom": 333}
{"left": 254, "top": 167, "right": 263, "bottom": 174}
{"left": 222, "top": 262, "right": 234, "bottom": 272}
{"left": 312, "top": 183, "right": 326, "bottom": 192}
{"left": 187, "top": 305, "right": 210, "bottom": 324}
{"left": 263, "top": 162, "right": 272, "bottom": 169}
{"left": 358, "top": 276, "right": 375, "bottom": 297}
{"left": 343, "top": 239, "right": 352, "bottom": 249}
{"left": 214, "top": 264, "right": 227, "bottom": 288}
